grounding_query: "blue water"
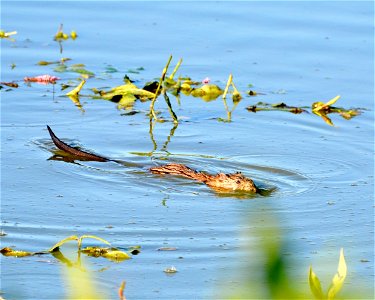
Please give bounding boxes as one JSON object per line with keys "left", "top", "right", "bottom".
{"left": 1, "top": 1, "right": 374, "bottom": 299}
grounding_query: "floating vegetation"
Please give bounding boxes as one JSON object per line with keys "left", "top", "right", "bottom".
{"left": 311, "top": 95, "right": 361, "bottom": 126}
{"left": 164, "top": 266, "right": 178, "bottom": 273}
{"left": 54, "top": 24, "right": 78, "bottom": 53}
{"left": 93, "top": 76, "right": 156, "bottom": 110}
{"left": 0, "top": 81, "right": 19, "bottom": 88}
{"left": 1, "top": 234, "right": 135, "bottom": 263}
{"left": 66, "top": 79, "right": 86, "bottom": 97}
{"left": 246, "top": 95, "right": 362, "bottom": 126}
{"left": 246, "top": 102, "right": 307, "bottom": 114}
{"left": 0, "top": 29, "right": 17, "bottom": 41}
{"left": 1, "top": 51, "right": 364, "bottom": 127}
{"left": 37, "top": 57, "right": 71, "bottom": 66}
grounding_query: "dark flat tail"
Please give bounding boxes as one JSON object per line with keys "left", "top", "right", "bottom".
{"left": 46, "top": 125, "right": 108, "bottom": 162}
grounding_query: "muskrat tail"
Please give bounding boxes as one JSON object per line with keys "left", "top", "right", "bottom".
{"left": 150, "top": 163, "right": 210, "bottom": 183}
{"left": 46, "top": 125, "right": 108, "bottom": 162}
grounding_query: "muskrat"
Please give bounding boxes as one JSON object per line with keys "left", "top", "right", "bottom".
{"left": 150, "top": 163, "right": 258, "bottom": 193}
{"left": 46, "top": 125, "right": 258, "bottom": 193}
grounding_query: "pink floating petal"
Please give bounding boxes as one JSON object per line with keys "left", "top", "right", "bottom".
{"left": 202, "top": 77, "right": 210, "bottom": 84}
{"left": 24, "top": 75, "right": 60, "bottom": 84}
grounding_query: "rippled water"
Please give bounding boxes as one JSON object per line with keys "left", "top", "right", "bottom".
{"left": 1, "top": 1, "right": 374, "bottom": 299}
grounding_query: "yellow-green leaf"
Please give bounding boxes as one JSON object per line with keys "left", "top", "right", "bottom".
{"left": 78, "top": 235, "right": 111, "bottom": 250}
{"left": 191, "top": 84, "right": 223, "bottom": 101}
{"left": 0, "top": 247, "right": 33, "bottom": 257}
{"left": 102, "top": 249, "right": 131, "bottom": 262}
{"left": 48, "top": 235, "right": 79, "bottom": 252}
{"left": 327, "top": 248, "right": 347, "bottom": 300}
{"left": 309, "top": 265, "right": 324, "bottom": 299}
{"left": 325, "top": 95, "right": 341, "bottom": 107}
{"left": 117, "top": 94, "right": 137, "bottom": 110}
{"left": 66, "top": 80, "right": 86, "bottom": 97}
{"left": 70, "top": 30, "right": 78, "bottom": 40}
{"left": 312, "top": 95, "right": 341, "bottom": 112}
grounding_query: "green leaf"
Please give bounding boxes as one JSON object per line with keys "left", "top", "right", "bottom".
{"left": 309, "top": 265, "right": 324, "bottom": 299}
{"left": 48, "top": 235, "right": 79, "bottom": 252}
{"left": 327, "top": 248, "right": 347, "bottom": 300}
{"left": 54, "top": 64, "right": 68, "bottom": 73}
{"left": 69, "top": 67, "right": 95, "bottom": 77}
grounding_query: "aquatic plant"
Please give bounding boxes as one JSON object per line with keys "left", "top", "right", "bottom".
{"left": 0, "top": 29, "right": 17, "bottom": 41}
{"left": 1, "top": 234, "right": 134, "bottom": 262}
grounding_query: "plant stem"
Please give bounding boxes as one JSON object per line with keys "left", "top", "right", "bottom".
{"left": 150, "top": 55, "right": 173, "bottom": 121}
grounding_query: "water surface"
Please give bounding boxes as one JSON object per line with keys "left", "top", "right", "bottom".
{"left": 1, "top": 1, "right": 374, "bottom": 299}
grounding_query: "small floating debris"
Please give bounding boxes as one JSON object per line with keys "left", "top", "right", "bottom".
{"left": 164, "top": 266, "right": 178, "bottom": 273}
{"left": 246, "top": 102, "right": 307, "bottom": 114}
{"left": 157, "top": 247, "right": 178, "bottom": 251}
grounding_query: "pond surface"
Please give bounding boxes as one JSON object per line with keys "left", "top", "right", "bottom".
{"left": 1, "top": 1, "right": 374, "bottom": 299}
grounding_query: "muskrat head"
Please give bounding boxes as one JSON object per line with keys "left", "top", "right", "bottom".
{"left": 205, "top": 172, "right": 258, "bottom": 193}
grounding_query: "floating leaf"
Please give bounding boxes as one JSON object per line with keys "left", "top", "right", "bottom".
{"left": 66, "top": 80, "right": 86, "bottom": 97}
{"left": 191, "top": 84, "right": 223, "bottom": 101}
{"left": 309, "top": 265, "right": 324, "bottom": 299}
{"left": 48, "top": 235, "right": 79, "bottom": 252}
{"left": 104, "top": 65, "right": 118, "bottom": 73}
{"left": 100, "top": 81, "right": 155, "bottom": 103}
{"left": 0, "top": 247, "right": 33, "bottom": 257}
{"left": 327, "top": 248, "right": 347, "bottom": 300}
{"left": 80, "top": 247, "right": 130, "bottom": 262}
{"left": 0, "top": 30, "right": 17, "bottom": 41}
{"left": 117, "top": 94, "right": 137, "bottom": 110}
{"left": 54, "top": 64, "right": 68, "bottom": 73}
{"left": 312, "top": 95, "right": 341, "bottom": 112}
{"left": 70, "top": 67, "right": 95, "bottom": 77}
{"left": 102, "top": 249, "right": 130, "bottom": 262}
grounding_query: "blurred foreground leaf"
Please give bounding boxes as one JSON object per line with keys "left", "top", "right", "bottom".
{"left": 308, "top": 248, "right": 347, "bottom": 300}
{"left": 327, "top": 248, "right": 347, "bottom": 300}
{"left": 309, "top": 266, "right": 324, "bottom": 299}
